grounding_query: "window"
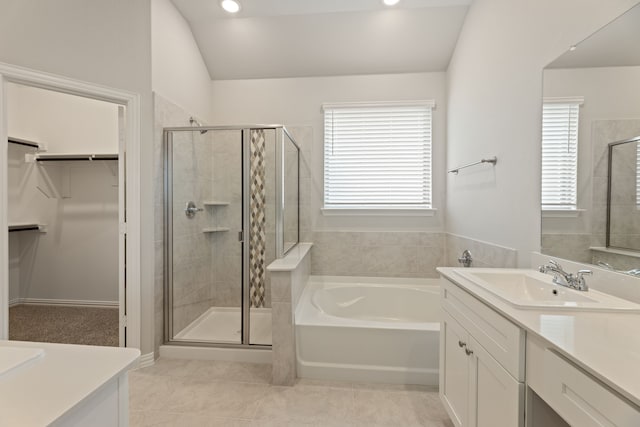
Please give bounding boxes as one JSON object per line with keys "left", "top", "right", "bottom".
{"left": 541, "top": 98, "right": 583, "bottom": 210}
{"left": 323, "top": 101, "right": 434, "bottom": 210}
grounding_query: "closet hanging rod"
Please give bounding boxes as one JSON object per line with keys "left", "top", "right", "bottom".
{"left": 8, "top": 137, "right": 40, "bottom": 150}
{"left": 448, "top": 156, "right": 498, "bottom": 174}
{"left": 9, "top": 224, "right": 45, "bottom": 232}
{"left": 35, "top": 153, "right": 118, "bottom": 162}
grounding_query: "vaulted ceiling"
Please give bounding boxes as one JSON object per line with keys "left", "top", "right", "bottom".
{"left": 547, "top": 3, "right": 640, "bottom": 69}
{"left": 171, "top": 0, "right": 471, "bottom": 80}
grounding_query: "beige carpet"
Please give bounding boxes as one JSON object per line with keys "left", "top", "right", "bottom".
{"left": 9, "top": 304, "right": 119, "bottom": 347}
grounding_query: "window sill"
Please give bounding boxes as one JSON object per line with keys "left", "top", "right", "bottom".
{"left": 321, "top": 207, "right": 437, "bottom": 217}
{"left": 541, "top": 209, "right": 585, "bottom": 218}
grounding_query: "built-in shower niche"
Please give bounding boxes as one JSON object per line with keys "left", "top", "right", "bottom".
{"left": 164, "top": 125, "right": 299, "bottom": 349}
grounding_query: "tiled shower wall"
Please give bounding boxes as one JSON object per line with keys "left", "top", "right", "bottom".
{"left": 170, "top": 129, "right": 216, "bottom": 333}
{"left": 592, "top": 120, "right": 640, "bottom": 250}
{"left": 154, "top": 94, "right": 215, "bottom": 351}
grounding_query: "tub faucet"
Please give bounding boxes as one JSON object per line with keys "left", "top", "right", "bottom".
{"left": 538, "top": 260, "right": 592, "bottom": 291}
{"left": 458, "top": 250, "right": 473, "bottom": 268}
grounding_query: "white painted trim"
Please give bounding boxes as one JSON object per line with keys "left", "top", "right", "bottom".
{"left": 159, "top": 345, "right": 272, "bottom": 364}
{"left": 0, "top": 75, "right": 7, "bottom": 339}
{"left": 9, "top": 298, "right": 119, "bottom": 308}
{"left": 322, "top": 100, "right": 436, "bottom": 110}
{"left": 542, "top": 209, "right": 585, "bottom": 218}
{"left": 322, "top": 207, "right": 437, "bottom": 217}
{"left": 136, "top": 352, "right": 155, "bottom": 369}
{"left": 543, "top": 96, "right": 585, "bottom": 105}
{"left": 0, "top": 62, "right": 141, "bottom": 352}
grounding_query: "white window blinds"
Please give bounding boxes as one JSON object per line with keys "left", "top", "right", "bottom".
{"left": 541, "top": 99, "right": 582, "bottom": 210}
{"left": 323, "top": 101, "right": 433, "bottom": 209}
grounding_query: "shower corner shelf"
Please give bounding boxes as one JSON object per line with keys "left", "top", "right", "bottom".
{"left": 203, "top": 201, "right": 230, "bottom": 207}
{"left": 9, "top": 223, "right": 47, "bottom": 233}
{"left": 202, "top": 227, "right": 230, "bottom": 233}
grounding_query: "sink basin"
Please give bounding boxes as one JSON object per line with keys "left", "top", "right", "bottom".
{"left": 456, "top": 268, "right": 640, "bottom": 312}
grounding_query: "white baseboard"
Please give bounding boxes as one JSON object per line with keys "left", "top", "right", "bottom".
{"left": 9, "top": 298, "right": 119, "bottom": 309}
{"left": 136, "top": 352, "right": 155, "bottom": 369}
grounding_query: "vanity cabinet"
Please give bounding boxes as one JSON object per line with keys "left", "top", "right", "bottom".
{"left": 527, "top": 334, "right": 640, "bottom": 427}
{"left": 440, "top": 278, "right": 525, "bottom": 427}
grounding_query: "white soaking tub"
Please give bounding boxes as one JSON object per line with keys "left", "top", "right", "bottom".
{"left": 295, "top": 275, "right": 440, "bottom": 385}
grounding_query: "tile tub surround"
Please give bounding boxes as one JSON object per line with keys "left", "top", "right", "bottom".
{"left": 129, "top": 357, "right": 453, "bottom": 427}
{"left": 267, "top": 243, "right": 312, "bottom": 386}
{"left": 311, "top": 231, "right": 445, "bottom": 278}
{"left": 445, "top": 233, "right": 517, "bottom": 268}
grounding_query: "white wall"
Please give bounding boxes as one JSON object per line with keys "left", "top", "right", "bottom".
{"left": 8, "top": 84, "right": 119, "bottom": 154}
{"left": 151, "top": 0, "right": 212, "bottom": 121}
{"left": 0, "top": 0, "right": 154, "bottom": 353}
{"left": 543, "top": 66, "right": 640, "bottom": 235}
{"left": 211, "top": 72, "right": 447, "bottom": 232}
{"left": 8, "top": 84, "right": 119, "bottom": 304}
{"left": 445, "top": 0, "right": 639, "bottom": 266}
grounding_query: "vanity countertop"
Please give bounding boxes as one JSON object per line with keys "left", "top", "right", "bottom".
{"left": 437, "top": 267, "right": 640, "bottom": 407}
{"left": 0, "top": 340, "right": 139, "bottom": 426}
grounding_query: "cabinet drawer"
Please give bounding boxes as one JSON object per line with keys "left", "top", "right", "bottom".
{"left": 543, "top": 350, "right": 640, "bottom": 427}
{"left": 441, "top": 278, "right": 525, "bottom": 381}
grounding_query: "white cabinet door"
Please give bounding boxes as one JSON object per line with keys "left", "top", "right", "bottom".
{"left": 441, "top": 311, "right": 471, "bottom": 427}
{"left": 469, "top": 337, "right": 524, "bottom": 427}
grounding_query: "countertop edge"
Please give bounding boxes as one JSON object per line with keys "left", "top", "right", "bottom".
{"left": 437, "top": 267, "right": 640, "bottom": 408}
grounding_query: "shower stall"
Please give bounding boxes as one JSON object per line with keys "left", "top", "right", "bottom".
{"left": 164, "top": 125, "right": 299, "bottom": 348}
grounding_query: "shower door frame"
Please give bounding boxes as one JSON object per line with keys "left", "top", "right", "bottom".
{"left": 164, "top": 124, "right": 297, "bottom": 349}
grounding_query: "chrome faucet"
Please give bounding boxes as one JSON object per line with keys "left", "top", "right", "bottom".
{"left": 538, "top": 260, "right": 592, "bottom": 291}
{"left": 458, "top": 250, "right": 473, "bottom": 268}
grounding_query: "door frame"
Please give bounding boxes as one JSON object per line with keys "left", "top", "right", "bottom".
{"left": 0, "top": 62, "right": 141, "bottom": 349}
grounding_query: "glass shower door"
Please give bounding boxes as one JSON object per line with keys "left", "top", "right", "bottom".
{"left": 166, "top": 128, "right": 243, "bottom": 344}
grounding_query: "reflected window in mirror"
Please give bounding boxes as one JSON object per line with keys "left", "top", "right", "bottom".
{"left": 539, "top": 2, "right": 640, "bottom": 276}
{"left": 541, "top": 98, "right": 583, "bottom": 210}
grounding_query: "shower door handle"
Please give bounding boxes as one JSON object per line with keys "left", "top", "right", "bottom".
{"left": 238, "top": 231, "right": 244, "bottom": 242}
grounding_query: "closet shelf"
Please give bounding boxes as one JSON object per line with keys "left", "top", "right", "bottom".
{"left": 202, "top": 227, "right": 230, "bottom": 233}
{"left": 8, "top": 137, "right": 41, "bottom": 150}
{"left": 35, "top": 153, "right": 118, "bottom": 162}
{"left": 9, "top": 223, "right": 46, "bottom": 233}
{"left": 203, "top": 201, "right": 230, "bottom": 206}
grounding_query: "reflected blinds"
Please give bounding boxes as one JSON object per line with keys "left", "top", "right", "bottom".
{"left": 323, "top": 101, "right": 433, "bottom": 209}
{"left": 542, "top": 100, "right": 582, "bottom": 209}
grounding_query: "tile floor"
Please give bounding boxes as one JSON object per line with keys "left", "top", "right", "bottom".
{"left": 129, "top": 358, "right": 454, "bottom": 427}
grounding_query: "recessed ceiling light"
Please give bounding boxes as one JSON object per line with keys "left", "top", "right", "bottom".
{"left": 569, "top": 45, "right": 577, "bottom": 51}
{"left": 221, "top": 0, "right": 241, "bottom": 14}
{"left": 383, "top": 0, "right": 401, "bottom": 5}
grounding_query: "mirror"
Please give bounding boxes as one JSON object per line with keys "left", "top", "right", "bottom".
{"left": 541, "top": 4, "right": 640, "bottom": 275}
{"left": 607, "top": 137, "right": 640, "bottom": 252}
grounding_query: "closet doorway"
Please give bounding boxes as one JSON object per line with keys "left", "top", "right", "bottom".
{"left": 5, "top": 83, "right": 125, "bottom": 347}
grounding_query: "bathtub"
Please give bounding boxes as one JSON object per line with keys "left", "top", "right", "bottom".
{"left": 295, "top": 275, "right": 440, "bottom": 385}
